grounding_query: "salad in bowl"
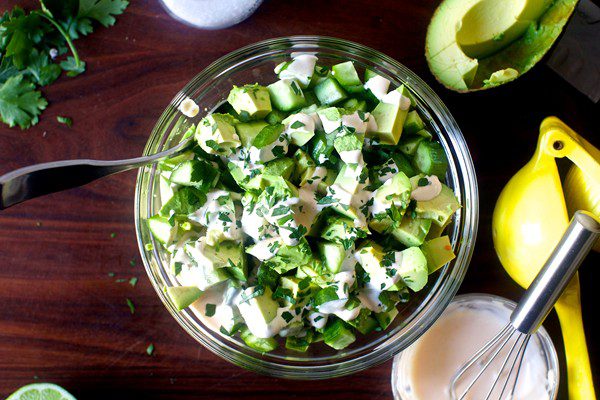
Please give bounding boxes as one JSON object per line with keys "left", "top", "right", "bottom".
{"left": 148, "top": 53, "right": 460, "bottom": 353}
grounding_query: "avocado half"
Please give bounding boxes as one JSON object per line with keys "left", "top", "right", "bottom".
{"left": 426, "top": 0, "right": 579, "bottom": 92}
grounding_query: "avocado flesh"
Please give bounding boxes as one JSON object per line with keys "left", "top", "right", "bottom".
{"left": 426, "top": 0, "right": 578, "bottom": 92}
{"left": 456, "top": 0, "right": 552, "bottom": 59}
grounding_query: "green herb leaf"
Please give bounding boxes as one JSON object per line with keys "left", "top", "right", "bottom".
{"left": 146, "top": 343, "right": 154, "bottom": 356}
{"left": 25, "top": 49, "right": 61, "bottom": 86}
{"left": 0, "top": 74, "right": 47, "bottom": 129}
{"left": 129, "top": 277, "right": 138, "bottom": 287}
{"left": 417, "top": 177, "right": 429, "bottom": 187}
{"left": 0, "top": 9, "right": 44, "bottom": 69}
{"left": 60, "top": 56, "right": 86, "bottom": 76}
{"left": 253, "top": 124, "right": 284, "bottom": 148}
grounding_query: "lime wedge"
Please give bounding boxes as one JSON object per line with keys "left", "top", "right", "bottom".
{"left": 7, "top": 383, "right": 77, "bottom": 400}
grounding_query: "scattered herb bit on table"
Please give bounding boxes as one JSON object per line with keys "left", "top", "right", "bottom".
{"left": 146, "top": 343, "right": 154, "bottom": 356}
{"left": 125, "top": 297, "right": 135, "bottom": 314}
{"left": 56, "top": 115, "right": 72, "bottom": 126}
{"left": 0, "top": 0, "right": 129, "bottom": 129}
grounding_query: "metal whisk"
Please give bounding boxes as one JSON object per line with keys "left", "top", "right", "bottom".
{"left": 450, "top": 210, "right": 600, "bottom": 400}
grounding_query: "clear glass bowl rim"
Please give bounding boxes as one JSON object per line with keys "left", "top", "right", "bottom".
{"left": 134, "top": 35, "right": 480, "bottom": 379}
{"left": 391, "top": 293, "right": 560, "bottom": 400}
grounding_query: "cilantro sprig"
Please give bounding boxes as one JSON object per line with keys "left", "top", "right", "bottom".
{"left": 0, "top": 0, "right": 128, "bottom": 129}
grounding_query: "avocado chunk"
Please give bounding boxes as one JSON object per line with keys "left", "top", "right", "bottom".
{"left": 189, "top": 240, "right": 247, "bottom": 281}
{"left": 426, "top": 0, "right": 572, "bottom": 91}
{"left": 263, "top": 157, "right": 296, "bottom": 180}
{"left": 421, "top": 235, "right": 456, "bottom": 273}
{"left": 355, "top": 243, "right": 405, "bottom": 291}
{"left": 410, "top": 176, "right": 460, "bottom": 227}
{"left": 238, "top": 286, "right": 279, "bottom": 325}
{"left": 282, "top": 113, "right": 316, "bottom": 146}
{"left": 333, "top": 163, "right": 367, "bottom": 196}
{"left": 369, "top": 172, "right": 411, "bottom": 233}
{"left": 166, "top": 286, "right": 202, "bottom": 311}
{"left": 195, "top": 113, "right": 241, "bottom": 155}
{"left": 392, "top": 214, "right": 432, "bottom": 247}
{"left": 291, "top": 148, "right": 316, "bottom": 184}
{"left": 267, "top": 239, "right": 314, "bottom": 274}
{"left": 235, "top": 120, "right": 269, "bottom": 148}
{"left": 396, "top": 247, "right": 428, "bottom": 291}
{"left": 369, "top": 100, "right": 409, "bottom": 145}
{"left": 227, "top": 84, "right": 272, "bottom": 120}
{"left": 320, "top": 215, "right": 367, "bottom": 247}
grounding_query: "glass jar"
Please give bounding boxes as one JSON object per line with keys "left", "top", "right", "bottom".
{"left": 391, "top": 294, "right": 559, "bottom": 399}
{"left": 159, "top": 0, "right": 264, "bottom": 30}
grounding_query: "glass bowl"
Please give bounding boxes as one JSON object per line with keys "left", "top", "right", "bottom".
{"left": 134, "top": 36, "right": 479, "bottom": 379}
{"left": 391, "top": 294, "right": 559, "bottom": 399}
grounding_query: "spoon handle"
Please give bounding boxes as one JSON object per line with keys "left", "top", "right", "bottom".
{"left": 0, "top": 140, "right": 189, "bottom": 210}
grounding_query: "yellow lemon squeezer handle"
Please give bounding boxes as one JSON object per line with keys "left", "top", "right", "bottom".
{"left": 493, "top": 117, "right": 598, "bottom": 400}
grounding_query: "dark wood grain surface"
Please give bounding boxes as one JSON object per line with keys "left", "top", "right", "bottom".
{"left": 1, "top": 1, "right": 598, "bottom": 399}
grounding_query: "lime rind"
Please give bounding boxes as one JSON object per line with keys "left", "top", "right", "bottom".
{"left": 6, "top": 383, "right": 77, "bottom": 400}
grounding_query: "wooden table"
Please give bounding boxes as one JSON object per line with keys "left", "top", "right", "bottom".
{"left": 1, "top": 1, "right": 598, "bottom": 398}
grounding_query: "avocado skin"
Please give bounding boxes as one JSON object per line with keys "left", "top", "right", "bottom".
{"left": 426, "top": 0, "right": 579, "bottom": 92}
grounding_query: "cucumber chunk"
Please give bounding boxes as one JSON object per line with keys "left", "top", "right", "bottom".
{"left": 285, "top": 330, "right": 314, "bottom": 352}
{"left": 268, "top": 79, "right": 306, "bottom": 111}
{"left": 413, "top": 141, "right": 448, "bottom": 178}
{"left": 331, "top": 61, "right": 362, "bottom": 87}
{"left": 170, "top": 159, "right": 220, "bottom": 192}
{"left": 314, "top": 77, "right": 348, "bottom": 106}
{"left": 317, "top": 241, "right": 346, "bottom": 274}
{"left": 240, "top": 326, "right": 278, "bottom": 352}
{"left": 391, "top": 152, "right": 417, "bottom": 177}
{"left": 323, "top": 318, "right": 356, "bottom": 350}
{"left": 403, "top": 110, "right": 425, "bottom": 135}
{"left": 398, "top": 136, "right": 425, "bottom": 156}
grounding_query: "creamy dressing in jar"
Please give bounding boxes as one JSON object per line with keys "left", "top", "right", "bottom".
{"left": 392, "top": 295, "right": 558, "bottom": 400}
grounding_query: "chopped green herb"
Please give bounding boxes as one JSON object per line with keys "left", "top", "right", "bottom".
{"left": 281, "top": 311, "right": 294, "bottom": 323}
{"left": 290, "top": 120, "right": 305, "bottom": 129}
{"left": 146, "top": 343, "right": 154, "bottom": 356}
{"left": 56, "top": 115, "right": 72, "bottom": 126}
{"left": 205, "top": 303, "right": 216, "bottom": 317}
{"left": 417, "top": 177, "right": 429, "bottom": 187}
{"left": 125, "top": 298, "right": 135, "bottom": 314}
{"left": 129, "top": 277, "right": 138, "bottom": 287}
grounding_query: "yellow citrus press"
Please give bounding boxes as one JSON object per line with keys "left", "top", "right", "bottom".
{"left": 493, "top": 116, "right": 600, "bottom": 400}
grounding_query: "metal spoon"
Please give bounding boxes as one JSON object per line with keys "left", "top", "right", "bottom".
{"left": 0, "top": 138, "right": 192, "bottom": 210}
